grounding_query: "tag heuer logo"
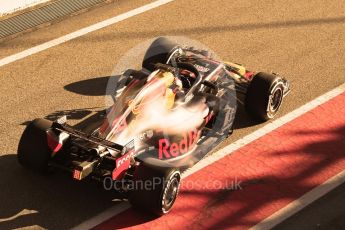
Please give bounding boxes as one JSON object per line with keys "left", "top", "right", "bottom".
{"left": 194, "top": 64, "right": 210, "bottom": 73}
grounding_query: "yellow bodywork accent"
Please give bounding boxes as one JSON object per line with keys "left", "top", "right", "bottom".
{"left": 160, "top": 71, "right": 175, "bottom": 87}
{"left": 165, "top": 88, "right": 175, "bottom": 110}
{"left": 224, "top": 61, "right": 246, "bottom": 76}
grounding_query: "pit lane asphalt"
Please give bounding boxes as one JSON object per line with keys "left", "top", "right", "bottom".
{"left": 0, "top": 0, "right": 344, "bottom": 229}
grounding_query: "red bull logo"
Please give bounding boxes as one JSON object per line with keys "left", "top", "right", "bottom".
{"left": 158, "top": 130, "right": 200, "bottom": 159}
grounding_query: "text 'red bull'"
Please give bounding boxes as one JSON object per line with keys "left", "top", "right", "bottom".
{"left": 158, "top": 130, "right": 200, "bottom": 159}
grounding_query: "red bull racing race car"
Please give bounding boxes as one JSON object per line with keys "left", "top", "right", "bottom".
{"left": 17, "top": 37, "right": 290, "bottom": 215}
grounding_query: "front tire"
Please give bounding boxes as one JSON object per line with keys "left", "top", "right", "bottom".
{"left": 17, "top": 118, "right": 52, "bottom": 172}
{"left": 245, "top": 72, "right": 285, "bottom": 121}
{"left": 142, "top": 37, "right": 180, "bottom": 72}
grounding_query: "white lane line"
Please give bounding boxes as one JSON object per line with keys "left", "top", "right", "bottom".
{"left": 0, "top": 0, "right": 174, "bottom": 68}
{"left": 70, "top": 201, "right": 131, "bottom": 230}
{"left": 72, "top": 82, "right": 345, "bottom": 230}
{"left": 250, "top": 170, "right": 345, "bottom": 230}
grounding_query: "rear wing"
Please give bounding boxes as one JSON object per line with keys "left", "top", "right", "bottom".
{"left": 51, "top": 121, "right": 123, "bottom": 153}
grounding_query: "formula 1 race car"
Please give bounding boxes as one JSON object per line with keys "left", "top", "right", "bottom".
{"left": 17, "top": 37, "right": 290, "bottom": 215}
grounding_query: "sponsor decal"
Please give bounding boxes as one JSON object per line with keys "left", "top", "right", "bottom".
{"left": 124, "top": 139, "right": 135, "bottom": 150}
{"left": 112, "top": 150, "right": 135, "bottom": 180}
{"left": 139, "top": 130, "right": 154, "bottom": 140}
{"left": 73, "top": 169, "right": 82, "bottom": 180}
{"left": 194, "top": 64, "right": 210, "bottom": 73}
{"left": 158, "top": 130, "right": 200, "bottom": 159}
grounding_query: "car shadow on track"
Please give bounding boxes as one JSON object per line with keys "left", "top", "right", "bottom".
{"left": 0, "top": 154, "right": 126, "bottom": 230}
{"left": 1, "top": 93, "right": 120, "bottom": 229}
{"left": 7, "top": 16, "right": 345, "bottom": 47}
{"left": 232, "top": 104, "right": 261, "bottom": 130}
{"left": 64, "top": 76, "right": 112, "bottom": 97}
{"left": 21, "top": 75, "right": 113, "bottom": 128}
{"left": 21, "top": 108, "right": 96, "bottom": 126}
{"left": 85, "top": 16, "right": 345, "bottom": 41}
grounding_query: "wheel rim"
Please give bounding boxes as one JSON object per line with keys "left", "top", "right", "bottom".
{"left": 163, "top": 176, "right": 180, "bottom": 210}
{"left": 269, "top": 86, "right": 283, "bottom": 116}
{"left": 271, "top": 88, "right": 282, "bottom": 111}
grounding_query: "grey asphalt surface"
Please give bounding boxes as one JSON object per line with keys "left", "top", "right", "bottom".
{"left": 273, "top": 182, "right": 345, "bottom": 230}
{"left": 0, "top": 0, "right": 344, "bottom": 229}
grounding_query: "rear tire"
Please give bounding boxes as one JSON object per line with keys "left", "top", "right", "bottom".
{"left": 129, "top": 160, "right": 181, "bottom": 216}
{"left": 142, "top": 37, "right": 180, "bottom": 72}
{"left": 245, "top": 72, "right": 284, "bottom": 121}
{"left": 17, "top": 118, "right": 52, "bottom": 172}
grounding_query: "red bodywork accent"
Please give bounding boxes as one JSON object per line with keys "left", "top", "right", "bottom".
{"left": 111, "top": 117, "right": 127, "bottom": 132}
{"left": 112, "top": 150, "right": 135, "bottom": 180}
{"left": 47, "top": 132, "right": 63, "bottom": 154}
{"left": 244, "top": 71, "right": 255, "bottom": 80}
{"left": 205, "top": 113, "right": 213, "bottom": 124}
{"left": 73, "top": 170, "right": 82, "bottom": 180}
